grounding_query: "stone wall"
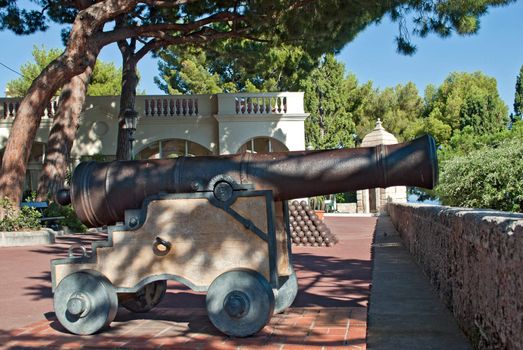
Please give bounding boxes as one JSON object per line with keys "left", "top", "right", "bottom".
{"left": 388, "top": 203, "right": 523, "bottom": 350}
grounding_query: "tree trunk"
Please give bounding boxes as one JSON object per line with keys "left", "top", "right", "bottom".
{"left": 0, "top": 55, "right": 89, "bottom": 206}
{"left": 115, "top": 55, "right": 139, "bottom": 160}
{"left": 36, "top": 66, "right": 93, "bottom": 201}
{"left": 0, "top": 0, "right": 134, "bottom": 209}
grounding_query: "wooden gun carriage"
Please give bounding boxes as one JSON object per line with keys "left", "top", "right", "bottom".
{"left": 51, "top": 135, "right": 438, "bottom": 336}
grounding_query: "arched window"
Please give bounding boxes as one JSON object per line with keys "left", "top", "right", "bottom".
{"left": 237, "top": 137, "right": 288, "bottom": 154}
{"left": 137, "top": 139, "right": 212, "bottom": 160}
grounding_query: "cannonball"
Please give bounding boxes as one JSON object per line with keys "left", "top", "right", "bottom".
{"left": 289, "top": 205, "right": 296, "bottom": 211}
{"left": 291, "top": 210, "right": 299, "bottom": 217}
{"left": 299, "top": 200, "right": 307, "bottom": 206}
{"left": 297, "top": 231, "right": 304, "bottom": 238}
{"left": 301, "top": 236, "right": 309, "bottom": 243}
{"left": 327, "top": 241, "right": 334, "bottom": 247}
{"left": 316, "top": 236, "right": 323, "bottom": 243}
{"left": 310, "top": 214, "right": 318, "bottom": 221}
{"left": 320, "top": 231, "right": 327, "bottom": 238}
{"left": 324, "top": 237, "right": 331, "bottom": 244}
{"left": 308, "top": 236, "right": 315, "bottom": 243}
{"left": 291, "top": 231, "right": 297, "bottom": 238}
{"left": 321, "top": 242, "right": 327, "bottom": 247}
{"left": 291, "top": 200, "right": 299, "bottom": 206}
{"left": 298, "top": 220, "right": 305, "bottom": 227}
{"left": 288, "top": 215, "right": 295, "bottom": 222}
{"left": 291, "top": 221, "right": 298, "bottom": 228}
{"left": 304, "top": 205, "right": 311, "bottom": 211}
{"left": 313, "top": 231, "right": 320, "bottom": 237}
{"left": 305, "top": 231, "right": 312, "bottom": 237}
{"left": 299, "top": 210, "right": 306, "bottom": 217}
{"left": 313, "top": 242, "right": 319, "bottom": 247}
{"left": 297, "top": 205, "right": 303, "bottom": 211}
{"left": 306, "top": 209, "right": 314, "bottom": 216}
{"left": 313, "top": 219, "right": 321, "bottom": 226}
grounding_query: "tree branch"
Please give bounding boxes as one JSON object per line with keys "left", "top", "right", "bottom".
{"left": 96, "top": 11, "right": 243, "bottom": 47}
{"left": 140, "top": 0, "right": 199, "bottom": 7}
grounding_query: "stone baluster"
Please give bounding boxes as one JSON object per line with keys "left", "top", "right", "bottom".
{"left": 145, "top": 99, "right": 150, "bottom": 116}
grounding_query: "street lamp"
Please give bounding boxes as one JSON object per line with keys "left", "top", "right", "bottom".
{"left": 123, "top": 109, "right": 138, "bottom": 160}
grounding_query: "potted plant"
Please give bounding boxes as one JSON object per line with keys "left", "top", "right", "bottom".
{"left": 309, "top": 196, "right": 326, "bottom": 220}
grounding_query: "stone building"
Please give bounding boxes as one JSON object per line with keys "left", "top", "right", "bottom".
{"left": 356, "top": 119, "right": 407, "bottom": 215}
{"left": 0, "top": 92, "right": 308, "bottom": 192}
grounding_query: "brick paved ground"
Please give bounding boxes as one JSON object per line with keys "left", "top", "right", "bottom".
{"left": 0, "top": 216, "right": 375, "bottom": 349}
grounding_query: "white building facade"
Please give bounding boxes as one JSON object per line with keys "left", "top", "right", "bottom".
{"left": 0, "top": 92, "right": 308, "bottom": 191}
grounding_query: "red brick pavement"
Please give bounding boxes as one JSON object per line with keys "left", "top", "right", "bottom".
{"left": 0, "top": 216, "right": 375, "bottom": 349}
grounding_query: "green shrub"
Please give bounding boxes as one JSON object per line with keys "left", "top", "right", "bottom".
{"left": 0, "top": 195, "right": 42, "bottom": 232}
{"left": 335, "top": 192, "right": 357, "bottom": 203}
{"left": 436, "top": 138, "right": 523, "bottom": 212}
{"left": 45, "top": 202, "right": 87, "bottom": 233}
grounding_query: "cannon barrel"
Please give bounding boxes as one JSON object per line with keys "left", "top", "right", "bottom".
{"left": 61, "top": 135, "right": 438, "bottom": 227}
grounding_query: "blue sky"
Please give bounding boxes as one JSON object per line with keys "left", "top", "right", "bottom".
{"left": 0, "top": 1, "right": 522, "bottom": 112}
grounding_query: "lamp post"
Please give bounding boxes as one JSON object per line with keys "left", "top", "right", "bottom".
{"left": 123, "top": 109, "right": 138, "bottom": 160}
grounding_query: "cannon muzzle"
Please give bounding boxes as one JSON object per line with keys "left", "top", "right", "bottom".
{"left": 63, "top": 134, "right": 438, "bottom": 227}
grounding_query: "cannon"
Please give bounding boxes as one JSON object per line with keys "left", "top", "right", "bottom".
{"left": 51, "top": 135, "right": 438, "bottom": 336}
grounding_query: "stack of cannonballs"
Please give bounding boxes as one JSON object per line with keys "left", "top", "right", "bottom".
{"left": 288, "top": 200, "right": 338, "bottom": 247}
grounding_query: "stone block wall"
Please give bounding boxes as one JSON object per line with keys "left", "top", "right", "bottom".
{"left": 388, "top": 203, "right": 523, "bottom": 350}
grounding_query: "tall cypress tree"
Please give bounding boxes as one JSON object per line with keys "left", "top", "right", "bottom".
{"left": 514, "top": 65, "right": 523, "bottom": 120}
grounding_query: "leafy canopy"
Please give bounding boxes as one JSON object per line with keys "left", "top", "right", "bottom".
{"left": 6, "top": 45, "right": 122, "bottom": 97}
{"left": 0, "top": 1, "right": 516, "bottom": 56}
{"left": 436, "top": 123, "right": 523, "bottom": 212}
{"left": 155, "top": 43, "right": 316, "bottom": 94}
{"left": 419, "top": 72, "right": 509, "bottom": 144}
{"left": 301, "top": 54, "right": 356, "bottom": 149}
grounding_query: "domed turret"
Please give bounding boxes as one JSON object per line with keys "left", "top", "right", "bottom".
{"left": 356, "top": 119, "right": 407, "bottom": 215}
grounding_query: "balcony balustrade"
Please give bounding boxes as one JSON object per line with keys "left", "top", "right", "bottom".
{"left": 0, "top": 92, "right": 305, "bottom": 122}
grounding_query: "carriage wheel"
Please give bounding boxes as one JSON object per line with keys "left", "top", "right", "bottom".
{"left": 274, "top": 268, "right": 298, "bottom": 314}
{"left": 119, "top": 280, "right": 167, "bottom": 313}
{"left": 54, "top": 271, "right": 118, "bottom": 335}
{"left": 206, "top": 269, "right": 275, "bottom": 337}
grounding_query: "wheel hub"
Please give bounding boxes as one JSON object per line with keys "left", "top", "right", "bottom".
{"left": 66, "top": 292, "right": 90, "bottom": 318}
{"left": 224, "top": 291, "right": 250, "bottom": 318}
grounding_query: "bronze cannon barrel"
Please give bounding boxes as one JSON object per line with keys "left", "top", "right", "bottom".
{"left": 63, "top": 134, "right": 438, "bottom": 227}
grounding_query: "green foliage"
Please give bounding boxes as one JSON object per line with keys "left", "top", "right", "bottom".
{"left": 354, "top": 82, "right": 424, "bottom": 142}
{"left": 156, "top": 49, "right": 228, "bottom": 95}
{"left": 436, "top": 137, "right": 523, "bottom": 212}
{"left": 514, "top": 65, "right": 523, "bottom": 119}
{"left": 155, "top": 43, "right": 316, "bottom": 94}
{"left": 44, "top": 202, "right": 87, "bottom": 233}
{"left": 421, "top": 72, "right": 509, "bottom": 143}
{"left": 1, "top": 1, "right": 515, "bottom": 57}
{"left": 335, "top": 192, "right": 357, "bottom": 204}
{"left": 301, "top": 54, "right": 356, "bottom": 149}
{"left": 438, "top": 121, "right": 523, "bottom": 163}
{"left": 87, "top": 61, "right": 122, "bottom": 96}
{"left": 6, "top": 45, "right": 62, "bottom": 97}
{"left": 6, "top": 45, "right": 122, "bottom": 97}
{"left": 0, "top": 194, "right": 41, "bottom": 231}
{"left": 309, "top": 196, "right": 325, "bottom": 211}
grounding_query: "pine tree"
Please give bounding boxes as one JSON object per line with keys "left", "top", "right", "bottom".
{"left": 514, "top": 65, "right": 523, "bottom": 119}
